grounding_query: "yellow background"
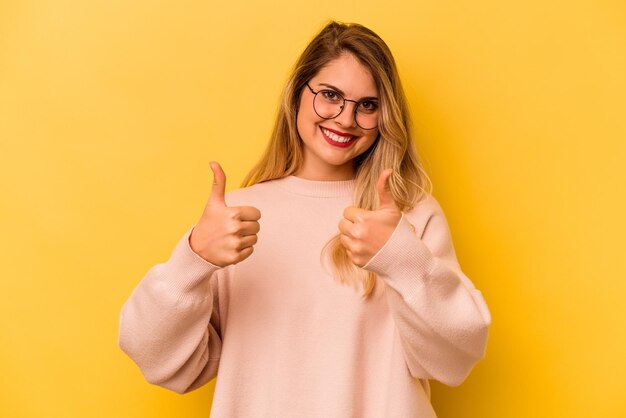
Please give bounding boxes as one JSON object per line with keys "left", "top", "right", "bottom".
{"left": 1, "top": 0, "right": 625, "bottom": 417}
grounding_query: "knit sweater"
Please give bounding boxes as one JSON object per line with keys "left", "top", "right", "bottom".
{"left": 118, "top": 175, "right": 491, "bottom": 417}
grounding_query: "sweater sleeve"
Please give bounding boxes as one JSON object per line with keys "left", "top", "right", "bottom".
{"left": 118, "top": 226, "right": 223, "bottom": 394}
{"left": 362, "top": 196, "right": 491, "bottom": 387}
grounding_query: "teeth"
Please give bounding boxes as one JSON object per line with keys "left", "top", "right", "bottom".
{"left": 322, "top": 128, "right": 353, "bottom": 143}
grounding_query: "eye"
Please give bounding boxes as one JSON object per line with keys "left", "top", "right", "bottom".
{"left": 358, "top": 100, "right": 379, "bottom": 113}
{"left": 320, "top": 90, "right": 342, "bottom": 102}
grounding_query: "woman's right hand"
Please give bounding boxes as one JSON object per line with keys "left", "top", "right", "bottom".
{"left": 189, "top": 162, "right": 261, "bottom": 267}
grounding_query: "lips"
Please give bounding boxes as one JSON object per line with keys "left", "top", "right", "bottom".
{"left": 320, "top": 126, "right": 359, "bottom": 148}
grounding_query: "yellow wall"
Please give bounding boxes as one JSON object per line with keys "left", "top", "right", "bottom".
{"left": 1, "top": 1, "right": 624, "bottom": 417}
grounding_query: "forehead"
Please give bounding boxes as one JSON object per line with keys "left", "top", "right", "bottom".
{"left": 310, "top": 53, "right": 378, "bottom": 98}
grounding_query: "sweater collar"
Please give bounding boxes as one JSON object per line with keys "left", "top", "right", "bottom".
{"left": 273, "top": 175, "right": 355, "bottom": 198}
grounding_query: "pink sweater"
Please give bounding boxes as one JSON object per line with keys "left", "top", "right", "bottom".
{"left": 118, "top": 176, "right": 491, "bottom": 417}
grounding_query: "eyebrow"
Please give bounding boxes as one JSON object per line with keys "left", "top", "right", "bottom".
{"left": 317, "top": 83, "right": 379, "bottom": 101}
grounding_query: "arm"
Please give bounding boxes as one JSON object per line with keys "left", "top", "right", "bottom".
{"left": 118, "top": 226, "right": 223, "bottom": 394}
{"left": 363, "top": 196, "right": 491, "bottom": 387}
{"left": 118, "top": 162, "right": 259, "bottom": 393}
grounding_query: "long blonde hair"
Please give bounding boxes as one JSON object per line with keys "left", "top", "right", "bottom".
{"left": 242, "top": 21, "right": 432, "bottom": 297}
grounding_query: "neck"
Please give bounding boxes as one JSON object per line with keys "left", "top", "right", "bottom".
{"left": 294, "top": 164, "right": 356, "bottom": 181}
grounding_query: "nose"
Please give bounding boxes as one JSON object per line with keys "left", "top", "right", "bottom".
{"left": 334, "top": 101, "right": 358, "bottom": 128}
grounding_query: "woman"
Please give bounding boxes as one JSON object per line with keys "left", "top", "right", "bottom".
{"left": 119, "top": 21, "right": 491, "bottom": 417}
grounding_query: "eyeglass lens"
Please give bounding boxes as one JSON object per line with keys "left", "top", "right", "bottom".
{"left": 313, "top": 90, "right": 378, "bottom": 130}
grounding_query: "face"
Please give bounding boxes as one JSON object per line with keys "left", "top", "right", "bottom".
{"left": 296, "top": 53, "right": 380, "bottom": 181}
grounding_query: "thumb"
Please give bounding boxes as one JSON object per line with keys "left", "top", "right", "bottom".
{"left": 376, "top": 169, "right": 397, "bottom": 210}
{"left": 208, "top": 161, "right": 226, "bottom": 206}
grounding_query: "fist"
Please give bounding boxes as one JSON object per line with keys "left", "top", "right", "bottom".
{"left": 338, "top": 169, "right": 402, "bottom": 267}
{"left": 189, "top": 162, "right": 261, "bottom": 267}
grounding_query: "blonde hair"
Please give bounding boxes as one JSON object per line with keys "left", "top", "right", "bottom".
{"left": 242, "top": 21, "right": 432, "bottom": 297}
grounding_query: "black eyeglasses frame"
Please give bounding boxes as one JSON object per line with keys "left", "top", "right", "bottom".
{"left": 305, "top": 83, "right": 379, "bottom": 130}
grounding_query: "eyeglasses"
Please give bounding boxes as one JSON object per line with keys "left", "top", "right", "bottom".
{"left": 305, "top": 83, "right": 379, "bottom": 130}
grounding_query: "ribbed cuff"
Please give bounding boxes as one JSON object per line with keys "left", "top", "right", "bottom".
{"left": 363, "top": 214, "right": 436, "bottom": 282}
{"left": 158, "top": 226, "right": 222, "bottom": 299}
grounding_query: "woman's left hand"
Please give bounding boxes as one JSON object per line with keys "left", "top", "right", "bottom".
{"left": 339, "top": 169, "right": 402, "bottom": 267}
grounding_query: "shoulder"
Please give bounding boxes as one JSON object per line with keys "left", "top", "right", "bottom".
{"left": 404, "top": 193, "right": 452, "bottom": 241}
{"left": 223, "top": 178, "right": 285, "bottom": 207}
{"left": 406, "top": 193, "right": 446, "bottom": 223}
{"left": 224, "top": 183, "right": 267, "bottom": 207}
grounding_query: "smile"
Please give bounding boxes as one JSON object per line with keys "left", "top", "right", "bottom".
{"left": 320, "top": 127, "right": 358, "bottom": 148}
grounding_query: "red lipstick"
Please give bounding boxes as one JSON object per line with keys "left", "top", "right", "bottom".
{"left": 319, "top": 126, "right": 359, "bottom": 148}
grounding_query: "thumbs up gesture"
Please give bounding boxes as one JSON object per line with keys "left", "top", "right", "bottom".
{"left": 189, "top": 162, "right": 261, "bottom": 267}
{"left": 338, "top": 169, "right": 402, "bottom": 268}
